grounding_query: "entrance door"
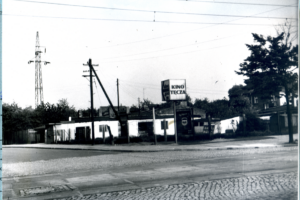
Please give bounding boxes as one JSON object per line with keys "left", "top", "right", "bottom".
{"left": 76, "top": 127, "right": 90, "bottom": 142}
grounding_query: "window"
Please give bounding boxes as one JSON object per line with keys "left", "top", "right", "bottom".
{"left": 264, "top": 104, "right": 269, "bottom": 110}
{"left": 270, "top": 95, "right": 277, "bottom": 107}
{"left": 271, "top": 95, "right": 276, "bottom": 102}
{"left": 254, "top": 97, "right": 258, "bottom": 104}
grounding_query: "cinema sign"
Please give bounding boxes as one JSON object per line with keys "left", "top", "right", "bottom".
{"left": 161, "top": 79, "right": 186, "bottom": 101}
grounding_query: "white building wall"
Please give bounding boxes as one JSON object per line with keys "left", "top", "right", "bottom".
{"left": 128, "top": 118, "right": 175, "bottom": 137}
{"left": 53, "top": 121, "right": 120, "bottom": 140}
{"left": 51, "top": 117, "right": 195, "bottom": 140}
{"left": 218, "top": 117, "right": 240, "bottom": 134}
{"left": 154, "top": 118, "right": 175, "bottom": 135}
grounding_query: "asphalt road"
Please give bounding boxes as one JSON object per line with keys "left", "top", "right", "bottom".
{"left": 3, "top": 147, "right": 298, "bottom": 200}
{"left": 3, "top": 148, "right": 122, "bottom": 163}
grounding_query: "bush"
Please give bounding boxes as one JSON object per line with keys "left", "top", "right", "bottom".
{"left": 236, "top": 113, "right": 267, "bottom": 136}
{"left": 247, "top": 130, "right": 273, "bottom": 137}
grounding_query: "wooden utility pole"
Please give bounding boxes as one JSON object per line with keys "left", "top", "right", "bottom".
{"left": 102, "top": 126, "right": 106, "bottom": 143}
{"left": 138, "top": 97, "right": 140, "bottom": 117}
{"left": 83, "top": 59, "right": 98, "bottom": 145}
{"left": 88, "top": 60, "right": 121, "bottom": 125}
{"left": 117, "top": 79, "right": 119, "bottom": 111}
{"left": 164, "top": 119, "right": 167, "bottom": 142}
{"left": 89, "top": 59, "right": 95, "bottom": 145}
{"left": 243, "top": 113, "right": 246, "bottom": 136}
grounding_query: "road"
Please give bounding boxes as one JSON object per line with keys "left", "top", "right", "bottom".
{"left": 3, "top": 147, "right": 298, "bottom": 200}
{"left": 3, "top": 148, "right": 122, "bottom": 163}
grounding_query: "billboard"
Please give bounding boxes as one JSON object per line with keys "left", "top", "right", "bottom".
{"left": 99, "top": 106, "right": 129, "bottom": 118}
{"left": 161, "top": 79, "right": 186, "bottom": 101}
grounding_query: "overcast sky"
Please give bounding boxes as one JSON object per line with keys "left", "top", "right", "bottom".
{"left": 3, "top": 0, "right": 298, "bottom": 110}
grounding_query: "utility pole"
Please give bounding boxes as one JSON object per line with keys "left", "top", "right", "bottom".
{"left": 138, "top": 97, "right": 140, "bottom": 116}
{"left": 83, "top": 59, "right": 98, "bottom": 145}
{"left": 117, "top": 79, "right": 119, "bottom": 112}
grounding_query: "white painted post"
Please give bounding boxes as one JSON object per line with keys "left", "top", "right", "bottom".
{"left": 103, "top": 126, "right": 106, "bottom": 143}
{"left": 153, "top": 107, "right": 157, "bottom": 145}
{"left": 164, "top": 119, "right": 167, "bottom": 142}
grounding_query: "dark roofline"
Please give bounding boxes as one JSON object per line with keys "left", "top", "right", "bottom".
{"left": 73, "top": 114, "right": 204, "bottom": 123}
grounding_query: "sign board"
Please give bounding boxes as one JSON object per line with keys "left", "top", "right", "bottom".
{"left": 161, "top": 79, "right": 186, "bottom": 101}
{"left": 100, "top": 106, "right": 129, "bottom": 118}
{"left": 99, "top": 125, "right": 107, "bottom": 132}
{"left": 176, "top": 110, "right": 192, "bottom": 135}
{"left": 203, "top": 125, "right": 215, "bottom": 134}
{"left": 161, "top": 121, "right": 169, "bottom": 130}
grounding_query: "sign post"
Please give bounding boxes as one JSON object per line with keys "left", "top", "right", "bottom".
{"left": 164, "top": 119, "right": 167, "bottom": 142}
{"left": 174, "top": 101, "right": 177, "bottom": 143}
{"left": 162, "top": 79, "right": 186, "bottom": 144}
{"left": 153, "top": 107, "right": 157, "bottom": 145}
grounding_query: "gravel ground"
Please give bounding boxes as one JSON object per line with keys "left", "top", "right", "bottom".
{"left": 3, "top": 147, "right": 297, "bottom": 178}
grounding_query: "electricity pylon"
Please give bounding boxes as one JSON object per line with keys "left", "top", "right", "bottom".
{"left": 28, "top": 32, "right": 50, "bottom": 108}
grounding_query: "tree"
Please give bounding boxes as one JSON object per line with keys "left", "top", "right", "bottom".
{"left": 186, "top": 93, "right": 193, "bottom": 106}
{"left": 275, "top": 19, "right": 297, "bottom": 47}
{"left": 228, "top": 85, "right": 250, "bottom": 114}
{"left": 2, "top": 102, "right": 35, "bottom": 144}
{"left": 194, "top": 97, "right": 235, "bottom": 139}
{"left": 34, "top": 99, "right": 77, "bottom": 124}
{"left": 236, "top": 33, "right": 298, "bottom": 143}
{"left": 194, "top": 97, "right": 234, "bottom": 119}
{"left": 129, "top": 104, "right": 139, "bottom": 113}
{"left": 140, "top": 98, "right": 155, "bottom": 111}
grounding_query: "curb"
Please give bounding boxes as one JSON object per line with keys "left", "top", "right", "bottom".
{"left": 2, "top": 144, "right": 297, "bottom": 152}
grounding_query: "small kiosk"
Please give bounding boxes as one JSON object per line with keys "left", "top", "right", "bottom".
{"left": 161, "top": 79, "right": 193, "bottom": 142}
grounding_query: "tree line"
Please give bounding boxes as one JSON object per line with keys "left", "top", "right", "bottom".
{"left": 3, "top": 21, "right": 298, "bottom": 143}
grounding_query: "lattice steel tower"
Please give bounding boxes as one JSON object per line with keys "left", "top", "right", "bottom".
{"left": 28, "top": 32, "right": 50, "bottom": 108}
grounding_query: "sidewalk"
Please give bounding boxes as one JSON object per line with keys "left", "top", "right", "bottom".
{"left": 3, "top": 134, "right": 298, "bottom": 152}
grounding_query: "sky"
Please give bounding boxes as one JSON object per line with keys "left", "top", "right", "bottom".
{"left": 2, "top": 0, "right": 298, "bottom": 110}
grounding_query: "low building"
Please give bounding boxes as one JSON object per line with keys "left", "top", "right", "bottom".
{"left": 258, "top": 105, "right": 298, "bottom": 134}
{"left": 41, "top": 103, "right": 222, "bottom": 144}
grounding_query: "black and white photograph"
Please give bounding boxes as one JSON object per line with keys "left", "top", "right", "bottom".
{"left": 2, "top": 0, "right": 299, "bottom": 199}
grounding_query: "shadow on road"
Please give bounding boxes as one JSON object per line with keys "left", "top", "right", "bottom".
{"left": 177, "top": 135, "right": 282, "bottom": 145}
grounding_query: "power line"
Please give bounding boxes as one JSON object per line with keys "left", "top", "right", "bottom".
{"left": 11, "top": 0, "right": 297, "bottom": 19}
{"left": 96, "top": 42, "right": 240, "bottom": 64}
{"left": 122, "top": 83, "right": 228, "bottom": 97}
{"left": 7, "top": 2, "right": 295, "bottom": 51}
{"left": 62, "top": 3, "right": 299, "bottom": 49}
{"left": 181, "top": 0, "right": 298, "bottom": 7}
{"left": 121, "top": 81, "right": 228, "bottom": 93}
{"left": 99, "top": 32, "right": 261, "bottom": 61}
{"left": 4, "top": 14, "right": 296, "bottom": 27}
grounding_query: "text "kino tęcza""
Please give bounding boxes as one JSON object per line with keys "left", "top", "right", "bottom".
{"left": 170, "top": 85, "right": 186, "bottom": 94}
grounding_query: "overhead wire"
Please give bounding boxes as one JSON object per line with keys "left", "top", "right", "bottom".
{"left": 119, "top": 79, "right": 227, "bottom": 92}
{"left": 5, "top": 1, "right": 297, "bottom": 56}
{"left": 95, "top": 42, "right": 240, "bottom": 64}
{"left": 121, "top": 81, "right": 228, "bottom": 94}
{"left": 99, "top": 31, "right": 262, "bottom": 61}
{"left": 4, "top": 13, "right": 296, "bottom": 27}
{"left": 179, "top": 0, "right": 297, "bottom": 7}
{"left": 10, "top": 0, "right": 297, "bottom": 19}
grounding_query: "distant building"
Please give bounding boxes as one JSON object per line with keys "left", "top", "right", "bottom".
{"left": 246, "top": 87, "right": 298, "bottom": 112}
{"left": 23, "top": 102, "right": 226, "bottom": 144}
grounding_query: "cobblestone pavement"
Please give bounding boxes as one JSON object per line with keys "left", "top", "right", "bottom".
{"left": 51, "top": 172, "right": 297, "bottom": 200}
{"left": 3, "top": 147, "right": 297, "bottom": 177}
